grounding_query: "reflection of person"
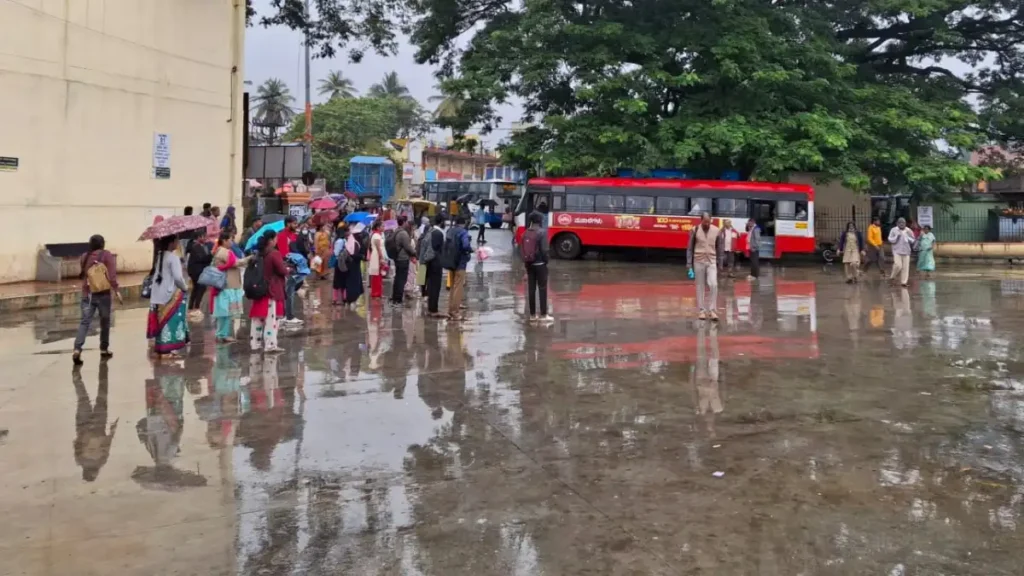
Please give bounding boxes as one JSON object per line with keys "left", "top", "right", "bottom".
{"left": 693, "top": 325, "right": 722, "bottom": 437}
{"left": 888, "top": 217, "right": 915, "bottom": 287}
{"left": 916, "top": 225, "right": 936, "bottom": 277}
{"left": 73, "top": 363, "right": 118, "bottom": 481}
{"left": 686, "top": 213, "right": 723, "bottom": 321}
{"left": 838, "top": 221, "right": 864, "bottom": 283}
{"left": 137, "top": 364, "right": 186, "bottom": 467}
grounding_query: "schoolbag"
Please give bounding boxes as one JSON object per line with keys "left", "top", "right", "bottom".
{"left": 84, "top": 252, "right": 112, "bottom": 293}
{"left": 520, "top": 229, "right": 541, "bottom": 264}
{"left": 420, "top": 231, "right": 436, "bottom": 263}
{"left": 336, "top": 243, "right": 352, "bottom": 273}
{"left": 243, "top": 255, "right": 269, "bottom": 300}
{"left": 440, "top": 228, "right": 460, "bottom": 271}
{"left": 384, "top": 229, "right": 398, "bottom": 257}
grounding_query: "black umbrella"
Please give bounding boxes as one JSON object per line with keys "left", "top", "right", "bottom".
{"left": 476, "top": 199, "right": 499, "bottom": 208}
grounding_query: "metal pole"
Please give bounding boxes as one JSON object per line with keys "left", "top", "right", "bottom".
{"left": 302, "top": 0, "right": 312, "bottom": 172}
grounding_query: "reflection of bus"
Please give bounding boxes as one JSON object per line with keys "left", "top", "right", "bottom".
{"left": 540, "top": 280, "right": 819, "bottom": 367}
{"left": 515, "top": 178, "right": 815, "bottom": 259}
{"left": 423, "top": 180, "right": 522, "bottom": 227}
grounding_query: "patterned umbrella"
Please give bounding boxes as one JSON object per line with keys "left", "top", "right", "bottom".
{"left": 309, "top": 197, "right": 338, "bottom": 210}
{"left": 311, "top": 210, "right": 339, "bottom": 226}
{"left": 138, "top": 215, "right": 215, "bottom": 241}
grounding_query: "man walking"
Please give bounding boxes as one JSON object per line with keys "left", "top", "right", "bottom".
{"left": 687, "top": 213, "right": 723, "bottom": 321}
{"left": 444, "top": 215, "right": 473, "bottom": 321}
{"left": 864, "top": 216, "right": 885, "bottom": 276}
{"left": 391, "top": 216, "right": 416, "bottom": 305}
{"left": 889, "top": 217, "right": 915, "bottom": 287}
{"left": 521, "top": 212, "right": 552, "bottom": 322}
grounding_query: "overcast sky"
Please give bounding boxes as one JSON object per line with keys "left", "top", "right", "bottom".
{"left": 244, "top": 0, "right": 521, "bottom": 146}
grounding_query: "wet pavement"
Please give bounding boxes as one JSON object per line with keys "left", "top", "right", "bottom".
{"left": 2, "top": 230, "right": 1024, "bottom": 575}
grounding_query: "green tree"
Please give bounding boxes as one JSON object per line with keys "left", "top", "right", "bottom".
{"left": 252, "top": 78, "right": 295, "bottom": 145}
{"left": 404, "top": 0, "right": 1019, "bottom": 199}
{"left": 283, "top": 97, "right": 419, "bottom": 189}
{"left": 317, "top": 70, "right": 357, "bottom": 100}
{"left": 429, "top": 82, "right": 463, "bottom": 121}
{"left": 369, "top": 71, "right": 411, "bottom": 99}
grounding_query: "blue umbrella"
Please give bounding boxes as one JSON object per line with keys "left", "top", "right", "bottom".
{"left": 244, "top": 220, "right": 286, "bottom": 252}
{"left": 344, "top": 211, "right": 376, "bottom": 225}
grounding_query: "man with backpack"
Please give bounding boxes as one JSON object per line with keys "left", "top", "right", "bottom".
{"left": 73, "top": 235, "right": 122, "bottom": 366}
{"left": 441, "top": 215, "right": 473, "bottom": 320}
{"left": 424, "top": 214, "right": 447, "bottom": 317}
{"left": 521, "top": 213, "right": 553, "bottom": 323}
{"left": 391, "top": 216, "right": 417, "bottom": 305}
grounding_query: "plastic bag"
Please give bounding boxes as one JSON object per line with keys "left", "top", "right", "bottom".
{"left": 477, "top": 246, "right": 494, "bottom": 261}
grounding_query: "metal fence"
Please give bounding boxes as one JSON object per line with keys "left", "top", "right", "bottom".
{"left": 815, "top": 212, "right": 1020, "bottom": 243}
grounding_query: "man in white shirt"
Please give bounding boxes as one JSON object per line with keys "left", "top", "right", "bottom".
{"left": 686, "top": 213, "right": 724, "bottom": 321}
{"left": 888, "top": 217, "right": 916, "bottom": 287}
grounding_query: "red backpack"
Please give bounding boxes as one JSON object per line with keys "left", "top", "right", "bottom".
{"left": 520, "top": 229, "right": 540, "bottom": 263}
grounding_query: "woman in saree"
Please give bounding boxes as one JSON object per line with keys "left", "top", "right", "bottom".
{"left": 210, "top": 230, "right": 249, "bottom": 343}
{"left": 314, "top": 224, "right": 333, "bottom": 279}
{"left": 147, "top": 235, "right": 190, "bottom": 356}
{"left": 916, "top": 224, "right": 936, "bottom": 278}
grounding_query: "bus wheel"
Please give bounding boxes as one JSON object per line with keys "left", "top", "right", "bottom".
{"left": 553, "top": 233, "right": 582, "bottom": 259}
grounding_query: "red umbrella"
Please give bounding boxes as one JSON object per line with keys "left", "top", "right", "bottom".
{"left": 309, "top": 197, "right": 338, "bottom": 210}
{"left": 311, "top": 210, "right": 340, "bottom": 226}
{"left": 138, "top": 215, "right": 215, "bottom": 241}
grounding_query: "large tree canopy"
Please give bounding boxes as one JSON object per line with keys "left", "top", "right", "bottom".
{"left": 412, "top": 0, "right": 1020, "bottom": 196}
{"left": 254, "top": 0, "right": 1023, "bottom": 195}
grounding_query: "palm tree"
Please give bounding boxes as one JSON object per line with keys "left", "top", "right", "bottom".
{"left": 429, "top": 92, "right": 463, "bottom": 120}
{"left": 318, "top": 70, "right": 356, "bottom": 100}
{"left": 369, "top": 71, "right": 410, "bottom": 99}
{"left": 252, "top": 78, "right": 295, "bottom": 144}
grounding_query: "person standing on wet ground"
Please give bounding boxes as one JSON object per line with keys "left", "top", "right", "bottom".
{"left": 210, "top": 230, "right": 250, "bottom": 343}
{"left": 425, "top": 214, "right": 447, "bottom": 317}
{"left": 475, "top": 205, "right": 488, "bottom": 244}
{"left": 239, "top": 216, "right": 263, "bottom": 251}
{"left": 416, "top": 216, "right": 431, "bottom": 298}
{"left": 367, "top": 219, "right": 387, "bottom": 299}
{"left": 73, "top": 234, "right": 122, "bottom": 366}
{"left": 521, "top": 212, "right": 553, "bottom": 323}
{"left": 391, "top": 216, "right": 416, "bottom": 306}
{"left": 889, "top": 217, "right": 916, "bottom": 287}
{"left": 247, "top": 231, "right": 287, "bottom": 354}
{"left": 148, "top": 235, "right": 191, "bottom": 357}
{"left": 721, "top": 220, "right": 739, "bottom": 278}
{"left": 73, "top": 362, "right": 118, "bottom": 481}
{"left": 744, "top": 219, "right": 761, "bottom": 281}
{"left": 687, "top": 213, "right": 723, "bottom": 322}
{"left": 864, "top": 216, "right": 885, "bottom": 276}
{"left": 442, "top": 214, "right": 473, "bottom": 321}
{"left": 839, "top": 221, "right": 865, "bottom": 284}
{"left": 916, "top": 225, "right": 937, "bottom": 278}
{"left": 185, "top": 233, "right": 213, "bottom": 320}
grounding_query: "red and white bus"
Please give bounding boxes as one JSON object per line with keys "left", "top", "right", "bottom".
{"left": 514, "top": 178, "right": 815, "bottom": 259}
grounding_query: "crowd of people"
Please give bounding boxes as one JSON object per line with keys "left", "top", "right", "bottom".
{"left": 838, "top": 217, "right": 936, "bottom": 286}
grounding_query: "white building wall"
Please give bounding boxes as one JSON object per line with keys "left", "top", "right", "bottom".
{"left": 0, "top": 0, "right": 245, "bottom": 283}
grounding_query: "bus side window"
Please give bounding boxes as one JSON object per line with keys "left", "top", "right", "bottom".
{"left": 595, "top": 194, "right": 624, "bottom": 213}
{"left": 552, "top": 195, "right": 565, "bottom": 211}
{"left": 566, "top": 193, "right": 594, "bottom": 212}
{"left": 626, "top": 195, "right": 654, "bottom": 214}
{"left": 777, "top": 200, "right": 796, "bottom": 219}
{"left": 689, "top": 197, "right": 712, "bottom": 215}
{"left": 794, "top": 201, "right": 808, "bottom": 220}
{"left": 656, "top": 196, "right": 688, "bottom": 215}
{"left": 715, "top": 198, "right": 748, "bottom": 217}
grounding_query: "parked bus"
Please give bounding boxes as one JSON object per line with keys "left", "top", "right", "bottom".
{"left": 514, "top": 177, "right": 815, "bottom": 259}
{"left": 423, "top": 180, "right": 522, "bottom": 227}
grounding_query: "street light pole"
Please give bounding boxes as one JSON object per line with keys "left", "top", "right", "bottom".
{"left": 302, "top": 0, "right": 312, "bottom": 173}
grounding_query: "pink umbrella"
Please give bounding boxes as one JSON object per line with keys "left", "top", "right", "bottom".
{"left": 139, "top": 215, "right": 215, "bottom": 241}
{"left": 309, "top": 197, "right": 338, "bottom": 210}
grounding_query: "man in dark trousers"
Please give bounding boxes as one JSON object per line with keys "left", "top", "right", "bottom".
{"left": 391, "top": 216, "right": 417, "bottom": 305}
{"left": 426, "top": 215, "right": 447, "bottom": 317}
